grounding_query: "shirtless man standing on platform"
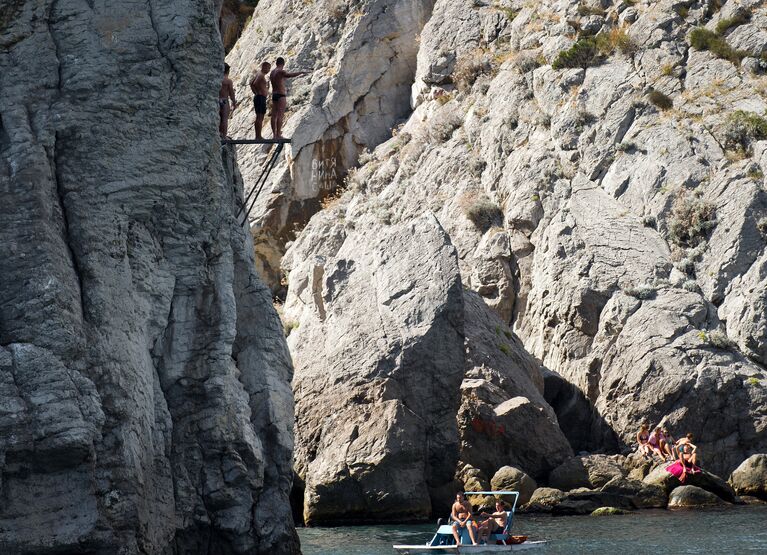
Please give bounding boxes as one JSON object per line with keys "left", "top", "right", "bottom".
{"left": 269, "top": 57, "right": 308, "bottom": 139}
{"left": 219, "top": 63, "right": 237, "bottom": 139}
{"left": 249, "top": 61, "right": 271, "bottom": 140}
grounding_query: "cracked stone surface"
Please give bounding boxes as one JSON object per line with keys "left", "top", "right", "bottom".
{"left": 276, "top": 0, "right": 767, "bottom": 516}
{"left": 224, "top": 0, "right": 436, "bottom": 291}
{"left": 0, "top": 2, "right": 297, "bottom": 553}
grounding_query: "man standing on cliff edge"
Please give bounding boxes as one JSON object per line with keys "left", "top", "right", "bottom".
{"left": 269, "top": 57, "right": 308, "bottom": 139}
{"left": 250, "top": 61, "right": 271, "bottom": 140}
{"left": 219, "top": 63, "right": 238, "bottom": 139}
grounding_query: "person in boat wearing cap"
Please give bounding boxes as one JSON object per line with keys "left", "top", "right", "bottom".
{"left": 477, "top": 500, "right": 508, "bottom": 544}
{"left": 450, "top": 492, "right": 478, "bottom": 546}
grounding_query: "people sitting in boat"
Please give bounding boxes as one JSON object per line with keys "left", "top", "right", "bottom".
{"left": 450, "top": 492, "right": 478, "bottom": 546}
{"left": 647, "top": 426, "right": 668, "bottom": 461}
{"left": 636, "top": 423, "right": 651, "bottom": 458}
{"left": 477, "top": 500, "right": 508, "bottom": 544}
{"left": 662, "top": 427, "right": 677, "bottom": 460}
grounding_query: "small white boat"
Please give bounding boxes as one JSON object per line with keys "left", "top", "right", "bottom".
{"left": 393, "top": 491, "right": 546, "bottom": 554}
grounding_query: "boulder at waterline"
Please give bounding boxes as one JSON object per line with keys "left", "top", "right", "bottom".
{"left": 600, "top": 476, "right": 668, "bottom": 509}
{"left": 643, "top": 464, "right": 736, "bottom": 503}
{"left": 550, "top": 490, "right": 635, "bottom": 516}
{"left": 729, "top": 454, "right": 767, "bottom": 500}
{"left": 521, "top": 488, "right": 567, "bottom": 513}
{"left": 490, "top": 466, "right": 537, "bottom": 506}
{"left": 591, "top": 506, "right": 631, "bottom": 516}
{"left": 668, "top": 486, "right": 729, "bottom": 508}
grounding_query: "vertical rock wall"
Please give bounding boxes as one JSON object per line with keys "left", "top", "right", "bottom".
{"left": 225, "top": 0, "right": 437, "bottom": 291}
{"left": 0, "top": 2, "right": 298, "bottom": 553}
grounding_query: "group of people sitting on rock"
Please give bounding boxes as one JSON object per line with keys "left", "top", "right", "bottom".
{"left": 637, "top": 423, "right": 700, "bottom": 481}
{"left": 450, "top": 493, "right": 508, "bottom": 546}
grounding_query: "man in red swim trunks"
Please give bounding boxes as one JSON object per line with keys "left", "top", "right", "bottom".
{"left": 249, "top": 61, "right": 271, "bottom": 140}
{"left": 269, "top": 57, "right": 308, "bottom": 139}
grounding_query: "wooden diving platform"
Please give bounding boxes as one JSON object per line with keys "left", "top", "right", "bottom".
{"left": 221, "top": 138, "right": 292, "bottom": 145}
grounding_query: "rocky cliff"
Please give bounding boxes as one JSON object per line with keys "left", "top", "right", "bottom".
{"left": 228, "top": 0, "right": 767, "bottom": 525}
{"left": 0, "top": 1, "right": 298, "bottom": 553}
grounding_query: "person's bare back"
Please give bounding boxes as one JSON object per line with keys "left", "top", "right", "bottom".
{"left": 219, "top": 76, "right": 235, "bottom": 101}
{"left": 218, "top": 64, "right": 237, "bottom": 138}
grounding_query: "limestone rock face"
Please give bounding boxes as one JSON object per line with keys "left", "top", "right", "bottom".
{"left": 285, "top": 212, "right": 465, "bottom": 524}
{"left": 274, "top": 0, "right": 767, "bottom": 480}
{"left": 729, "top": 454, "right": 767, "bottom": 499}
{"left": 0, "top": 4, "right": 297, "bottom": 554}
{"left": 457, "top": 292, "right": 572, "bottom": 482}
{"left": 225, "top": 0, "right": 437, "bottom": 289}
{"left": 668, "top": 485, "right": 728, "bottom": 508}
{"left": 548, "top": 455, "right": 627, "bottom": 492}
{"left": 282, "top": 197, "right": 573, "bottom": 521}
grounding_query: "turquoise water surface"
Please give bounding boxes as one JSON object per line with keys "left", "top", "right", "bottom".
{"left": 298, "top": 505, "right": 767, "bottom": 554}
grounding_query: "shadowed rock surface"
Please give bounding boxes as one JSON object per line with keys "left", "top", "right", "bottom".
{"left": 0, "top": 3, "right": 298, "bottom": 553}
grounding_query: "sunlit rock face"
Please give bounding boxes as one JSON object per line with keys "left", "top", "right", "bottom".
{"left": 225, "top": 0, "right": 437, "bottom": 292}
{"left": 0, "top": 2, "right": 298, "bottom": 553}
{"left": 268, "top": 0, "right": 767, "bottom": 523}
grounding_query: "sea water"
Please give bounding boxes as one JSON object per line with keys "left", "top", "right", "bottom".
{"left": 298, "top": 505, "right": 767, "bottom": 554}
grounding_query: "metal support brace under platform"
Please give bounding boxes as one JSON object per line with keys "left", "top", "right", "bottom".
{"left": 233, "top": 142, "right": 286, "bottom": 226}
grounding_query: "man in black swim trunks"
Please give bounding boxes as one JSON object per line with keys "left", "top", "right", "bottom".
{"left": 269, "top": 57, "right": 309, "bottom": 139}
{"left": 250, "top": 61, "right": 271, "bottom": 140}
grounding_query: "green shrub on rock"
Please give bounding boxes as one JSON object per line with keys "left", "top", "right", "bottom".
{"left": 552, "top": 29, "right": 635, "bottom": 70}
{"left": 623, "top": 283, "right": 657, "bottom": 300}
{"left": 648, "top": 89, "right": 673, "bottom": 110}
{"left": 464, "top": 197, "right": 503, "bottom": 230}
{"left": 715, "top": 12, "right": 751, "bottom": 35}
{"left": 553, "top": 37, "right": 600, "bottom": 69}
{"left": 668, "top": 192, "right": 716, "bottom": 247}
{"left": 723, "top": 111, "right": 767, "bottom": 151}
{"left": 708, "top": 330, "right": 736, "bottom": 349}
{"left": 689, "top": 27, "right": 746, "bottom": 64}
